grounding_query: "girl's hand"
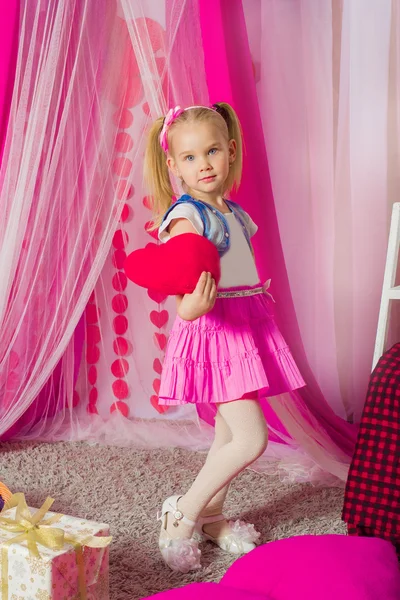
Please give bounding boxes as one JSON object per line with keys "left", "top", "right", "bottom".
{"left": 177, "top": 272, "right": 217, "bottom": 321}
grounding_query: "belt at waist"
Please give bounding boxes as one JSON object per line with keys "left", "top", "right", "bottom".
{"left": 216, "top": 280, "right": 275, "bottom": 300}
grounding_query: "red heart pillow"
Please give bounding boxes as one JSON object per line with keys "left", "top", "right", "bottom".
{"left": 124, "top": 233, "right": 221, "bottom": 295}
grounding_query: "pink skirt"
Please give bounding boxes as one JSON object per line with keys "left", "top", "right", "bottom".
{"left": 158, "top": 284, "right": 305, "bottom": 405}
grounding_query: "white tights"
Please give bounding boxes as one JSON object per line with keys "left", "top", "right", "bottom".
{"left": 200, "top": 410, "right": 233, "bottom": 519}
{"left": 169, "top": 399, "right": 268, "bottom": 538}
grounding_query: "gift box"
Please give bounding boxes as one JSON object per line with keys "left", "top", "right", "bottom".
{"left": 0, "top": 494, "right": 112, "bottom": 600}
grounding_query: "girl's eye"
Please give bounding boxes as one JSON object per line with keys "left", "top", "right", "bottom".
{"left": 209, "top": 148, "right": 217, "bottom": 155}
{"left": 185, "top": 155, "right": 195, "bottom": 161}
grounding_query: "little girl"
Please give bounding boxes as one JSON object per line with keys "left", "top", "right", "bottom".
{"left": 143, "top": 103, "right": 305, "bottom": 573}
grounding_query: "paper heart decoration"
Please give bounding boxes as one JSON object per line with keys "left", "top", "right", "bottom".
{"left": 124, "top": 233, "right": 221, "bottom": 296}
{"left": 145, "top": 222, "right": 159, "bottom": 240}
{"left": 142, "top": 196, "right": 152, "bottom": 210}
{"left": 148, "top": 289, "right": 168, "bottom": 304}
{"left": 153, "top": 378, "right": 161, "bottom": 395}
{"left": 154, "top": 333, "right": 167, "bottom": 350}
{"left": 150, "top": 310, "right": 169, "bottom": 329}
{"left": 153, "top": 358, "right": 163, "bottom": 375}
{"left": 150, "top": 395, "right": 168, "bottom": 414}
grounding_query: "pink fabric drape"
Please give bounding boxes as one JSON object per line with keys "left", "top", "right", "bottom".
{"left": 0, "top": 1, "right": 87, "bottom": 441}
{"left": 0, "top": 1, "right": 19, "bottom": 160}
{"left": 1, "top": 0, "right": 215, "bottom": 446}
{"left": 0, "top": 0, "right": 130, "bottom": 440}
{"left": 198, "top": 0, "right": 356, "bottom": 457}
{"left": 244, "top": 0, "right": 398, "bottom": 422}
{"left": 1, "top": 0, "right": 358, "bottom": 480}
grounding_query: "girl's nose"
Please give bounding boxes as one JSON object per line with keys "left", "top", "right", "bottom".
{"left": 200, "top": 161, "right": 212, "bottom": 172}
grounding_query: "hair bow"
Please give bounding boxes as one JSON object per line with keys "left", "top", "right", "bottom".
{"left": 159, "top": 106, "right": 185, "bottom": 152}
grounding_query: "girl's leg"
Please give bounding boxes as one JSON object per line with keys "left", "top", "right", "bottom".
{"left": 200, "top": 412, "right": 232, "bottom": 538}
{"left": 166, "top": 399, "right": 268, "bottom": 539}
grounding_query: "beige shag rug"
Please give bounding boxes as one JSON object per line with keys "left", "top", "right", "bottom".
{"left": 0, "top": 441, "right": 346, "bottom": 599}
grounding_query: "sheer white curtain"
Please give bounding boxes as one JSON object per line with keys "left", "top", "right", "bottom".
{"left": 68, "top": 0, "right": 213, "bottom": 446}
{"left": 0, "top": 0, "right": 132, "bottom": 438}
{"left": 244, "top": 0, "right": 398, "bottom": 420}
{"left": 0, "top": 0, "right": 212, "bottom": 443}
{"left": 5, "top": 0, "right": 398, "bottom": 466}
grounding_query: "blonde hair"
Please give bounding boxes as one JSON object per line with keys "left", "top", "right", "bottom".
{"left": 144, "top": 102, "right": 243, "bottom": 230}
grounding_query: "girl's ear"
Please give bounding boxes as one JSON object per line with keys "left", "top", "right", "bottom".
{"left": 166, "top": 156, "right": 180, "bottom": 177}
{"left": 228, "top": 139, "right": 237, "bottom": 163}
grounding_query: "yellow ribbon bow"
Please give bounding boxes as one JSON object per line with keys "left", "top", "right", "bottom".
{"left": 0, "top": 493, "right": 112, "bottom": 600}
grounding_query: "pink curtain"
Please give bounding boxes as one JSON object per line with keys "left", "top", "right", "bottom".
{"left": 0, "top": 0, "right": 86, "bottom": 442}
{"left": 1, "top": 1, "right": 214, "bottom": 448}
{"left": 244, "top": 0, "right": 398, "bottom": 422}
{"left": 0, "top": 1, "right": 19, "bottom": 160}
{"left": 71, "top": 0, "right": 357, "bottom": 482}
{"left": 70, "top": 0, "right": 213, "bottom": 446}
{"left": 1, "top": 0, "right": 357, "bottom": 482}
{"left": 0, "top": 0, "right": 134, "bottom": 440}
{"left": 9, "top": 0, "right": 398, "bottom": 482}
{"left": 198, "top": 0, "right": 356, "bottom": 463}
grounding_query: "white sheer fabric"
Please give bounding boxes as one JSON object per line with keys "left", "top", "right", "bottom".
{"left": 3, "top": 0, "right": 398, "bottom": 484}
{"left": 69, "top": 0, "right": 210, "bottom": 438}
{"left": 0, "top": 0, "right": 205, "bottom": 440}
{"left": 0, "top": 0, "right": 123, "bottom": 437}
{"left": 244, "top": 0, "right": 398, "bottom": 421}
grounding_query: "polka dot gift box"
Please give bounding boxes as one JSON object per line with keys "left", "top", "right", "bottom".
{"left": 0, "top": 493, "right": 111, "bottom": 599}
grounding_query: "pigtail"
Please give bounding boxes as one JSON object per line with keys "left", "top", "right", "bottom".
{"left": 143, "top": 116, "right": 174, "bottom": 230}
{"left": 213, "top": 102, "right": 243, "bottom": 194}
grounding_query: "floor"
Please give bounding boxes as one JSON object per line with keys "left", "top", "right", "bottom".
{"left": 0, "top": 441, "right": 347, "bottom": 599}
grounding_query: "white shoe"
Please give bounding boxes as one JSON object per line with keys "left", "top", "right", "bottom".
{"left": 195, "top": 514, "right": 261, "bottom": 555}
{"left": 157, "top": 495, "right": 201, "bottom": 573}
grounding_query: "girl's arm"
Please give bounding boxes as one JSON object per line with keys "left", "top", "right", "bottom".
{"left": 169, "top": 218, "right": 198, "bottom": 312}
{"left": 168, "top": 219, "right": 217, "bottom": 321}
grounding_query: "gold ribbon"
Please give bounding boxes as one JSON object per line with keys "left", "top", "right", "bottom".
{"left": 0, "top": 493, "right": 112, "bottom": 600}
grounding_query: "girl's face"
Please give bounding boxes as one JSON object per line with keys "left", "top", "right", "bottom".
{"left": 167, "top": 120, "right": 236, "bottom": 198}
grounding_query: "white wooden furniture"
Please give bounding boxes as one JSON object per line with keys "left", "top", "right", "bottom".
{"left": 372, "top": 202, "right": 400, "bottom": 369}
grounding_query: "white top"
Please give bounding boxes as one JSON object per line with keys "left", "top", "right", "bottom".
{"left": 158, "top": 204, "right": 260, "bottom": 288}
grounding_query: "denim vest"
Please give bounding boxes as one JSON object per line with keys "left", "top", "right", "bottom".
{"left": 161, "top": 194, "right": 253, "bottom": 257}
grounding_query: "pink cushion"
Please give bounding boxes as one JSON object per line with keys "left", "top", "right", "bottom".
{"left": 222, "top": 534, "right": 400, "bottom": 600}
{"left": 145, "top": 535, "right": 400, "bottom": 599}
{"left": 147, "top": 582, "right": 268, "bottom": 599}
